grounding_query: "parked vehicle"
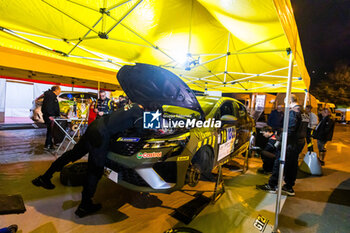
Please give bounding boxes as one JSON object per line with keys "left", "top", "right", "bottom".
{"left": 334, "top": 110, "right": 343, "bottom": 122}
{"left": 105, "top": 63, "right": 255, "bottom": 193}
{"left": 30, "top": 91, "right": 97, "bottom": 123}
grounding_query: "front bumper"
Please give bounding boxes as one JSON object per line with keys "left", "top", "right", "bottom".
{"left": 105, "top": 147, "right": 189, "bottom": 193}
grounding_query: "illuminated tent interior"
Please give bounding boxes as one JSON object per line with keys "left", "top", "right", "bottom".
{"left": 0, "top": 0, "right": 310, "bottom": 93}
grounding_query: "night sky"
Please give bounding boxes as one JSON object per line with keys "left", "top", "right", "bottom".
{"left": 291, "top": 0, "right": 350, "bottom": 89}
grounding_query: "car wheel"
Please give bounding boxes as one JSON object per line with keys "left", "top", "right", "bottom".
{"left": 60, "top": 162, "right": 88, "bottom": 186}
{"left": 185, "top": 163, "right": 201, "bottom": 187}
{"left": 191, "top": 146, "right": 214, "bottom": 180}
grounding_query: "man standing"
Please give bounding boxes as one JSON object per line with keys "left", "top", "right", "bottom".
{"left": 94, "top": 90, "right": 112, "bottom": 118}
{"left": 257, "top": 95, "right": 303, "bottom": 196}
{"left": 312, "top": 108, "right": 335, "bottom": 165}
{"left": 305, "top": 105, "right": 318, "bottom": 151}
{"left": 267, "top": 104, "right": 284, "bottom": 135}
{"left": 41, "top": 85, "right": 61, "bottom": 150}
{"left": 32, "top": 103, "right": 144, "bottom": 217}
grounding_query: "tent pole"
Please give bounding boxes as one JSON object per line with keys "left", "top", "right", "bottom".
{"left": 224, "top": 33, "right": 230, "bottom": 83}
{"left": 105, "top": 0, "right": 143, "bottom": 36}
{"left": 303, "top": 90, "right": 308, "bottom": 109}
{"left": 98, "top": 81, "right": 100, "bottom": 98}
{"left": 117, "top": 22, "right": 177, "bottom": 62}
{"left": 67, "top": 16, "right": 103, "bottom": 55}
{"left": 237, "top": 34, "right": 284, "bottom": 52}
{"left": 273, "top": 52, "right": 294, "bottom": 233}
{"left": 66, "top": 0, "right": 99, "bottom": 13}
{"left": 42, "top": 0, "right": 99, "bottom": 34}
{"left": 107, "top": 0, "right": 133, "bottom": 12}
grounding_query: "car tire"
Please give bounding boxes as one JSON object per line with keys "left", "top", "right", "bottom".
{"left": 192, "top": 146, "right": 214, "bottom": 179}
{"left": 60, "top": 162, "right": 88, "bottom": 186}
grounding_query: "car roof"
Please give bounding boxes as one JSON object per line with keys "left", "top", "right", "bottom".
{"left": 197, "top": 96, "right": 243, "bottom": 116}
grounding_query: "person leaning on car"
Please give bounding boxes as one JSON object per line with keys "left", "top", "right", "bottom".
{"left": 94, "top": 90, "right": 113, "bottom": 118}
{"left": 32, "top": 103, "right": 144, "bottom": 218}
{"left": 41, "top": 85, "right": 61, "bottom": 150}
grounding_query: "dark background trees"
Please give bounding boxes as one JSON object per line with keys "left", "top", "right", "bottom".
{"left": 311, "top": 62, "right": 350, "bottom": 106}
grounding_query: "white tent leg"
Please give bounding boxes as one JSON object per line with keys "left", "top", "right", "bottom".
{"left": 273, "top": 52, "right": 294, "bottom": 233}
{"left": 98, "top": 81, "right": 100, "bottom": 98}
{"left": 303, "top": 90, "right": 308, "bottom": 109}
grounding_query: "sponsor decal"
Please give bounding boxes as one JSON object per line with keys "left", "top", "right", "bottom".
{"left": 117, "top": 137, "right": 140, "bottom": 142}
{"left": 177, "top": 156, "right": 189, "bottom": 161}
{"left": 136, "top": 152, "right": 162, "bottom": 159}
{"left": 253, "top": 215, "right": 269, "bottom": 232}
{"left": 217, "top": 127, "right": 236, "bottom": 161}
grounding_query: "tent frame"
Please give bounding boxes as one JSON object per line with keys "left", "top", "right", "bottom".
{"left": 272, "top": 52, "right": 294, "bottom": 233}
{"left": 0, "top": 0, "right": 307, "bottom": 92}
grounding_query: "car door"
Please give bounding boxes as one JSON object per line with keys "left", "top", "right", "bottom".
{"left": 234, "top": 101, "right": 250, "bottom": 146}
{"left": 214, "top": 101, "right": 238, "bottom": 162}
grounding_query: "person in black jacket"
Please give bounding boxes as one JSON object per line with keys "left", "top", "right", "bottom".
{"left": 41, "top": 85, "right": 61, "bottom": 150}
{"left": 267, "top": 104, "right": 284, "bottom": 135}
{"left": 312, "top": 108, "right": 335, "bottom": 165}
{"left": 254, "top": 126, "right": 280, "bottom": 174}
{"left": 257, "top": 95, "right": 303, "bottom": 196}
{"left": 94, "top": 90, "right": 113, "bottom": 118}
{"left": 32, "top": 103, "right": 144, "bottom": 218}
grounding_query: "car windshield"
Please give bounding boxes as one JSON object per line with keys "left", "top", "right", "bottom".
{"left": 197, "top": 96, "right": 220, "bottom": 116}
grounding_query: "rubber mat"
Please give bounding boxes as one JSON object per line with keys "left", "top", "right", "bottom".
{"left": 0, "top": 194, "right": 26, "bottom": 215}
{"left": 171, "top": 194, "right": 211, "bottom": 224}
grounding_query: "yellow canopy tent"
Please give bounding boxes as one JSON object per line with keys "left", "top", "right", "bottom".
{"left": 0, "top": 0, "right": 309, "bottom": 93}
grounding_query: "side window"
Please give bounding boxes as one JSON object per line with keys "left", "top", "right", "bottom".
{"left": 219, "top": 101, "right": 234, "bottom": 117}
{"left": 232, "top": 102, "right": 240, "bottom": 118}
{"left": 237, "top": 102, "right": 247, "bottom": 118}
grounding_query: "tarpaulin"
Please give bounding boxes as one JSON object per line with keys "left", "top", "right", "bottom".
{"left": 0, "top": 0, "right": 310, "bottom": 93}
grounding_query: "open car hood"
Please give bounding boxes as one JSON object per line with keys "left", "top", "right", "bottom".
{"left": 117, "top": 63, "right": 205, "bottom": 119}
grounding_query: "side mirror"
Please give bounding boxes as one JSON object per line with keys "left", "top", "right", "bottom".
{"left": 220, "top": 115, "right": 237, "bottom": 124}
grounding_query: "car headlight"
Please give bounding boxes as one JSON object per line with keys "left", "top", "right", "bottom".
{"left": 143, "top": 139, "right": 188, "bottom": 149}
{"left": 143, "top": 133, "right": 190, "bottom": 149}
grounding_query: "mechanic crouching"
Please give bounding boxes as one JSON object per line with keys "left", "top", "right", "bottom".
{"left": 32, "top": 103, "right": 144, "bottom": 217}
{"left": 253, "top": 126, "right": 280, "bottom": 174}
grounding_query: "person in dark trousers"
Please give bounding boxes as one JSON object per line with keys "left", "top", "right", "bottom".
{"left": 312, "top": 107, "right": 335, "bottom": 165}
{"left": 94, "top": 90, "right": 113, "bottom": 118}
{"left": 267, "top": 104, "right": 284, "bottom": 135}
{"left": 254, "top": 126, "right": 280, "bottom": 174}
{"left": 305, "top": 105, "right": 318, "bottom": 151}
{"left": 41, "top": 85, "right": 61, "bottom": 150}
{"left": 32, "top": 103, "right": 144, "bottom": 217}
{"left": 257, "top": 95, "right": 304, "bottom": 196}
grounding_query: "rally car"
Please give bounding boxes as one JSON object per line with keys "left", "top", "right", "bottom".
{"left": 30, "top": 91, "right": 97, "bottom": 123}
{"left": 105, "top": 63, "right": 255, "bottom": 193}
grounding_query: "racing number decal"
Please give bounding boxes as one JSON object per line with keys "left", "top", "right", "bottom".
{"left": 253, "top": 215, "right": 269, "bottom": 232}
{"left": 217, "top": 127, "right": 236, "bottom": 161}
